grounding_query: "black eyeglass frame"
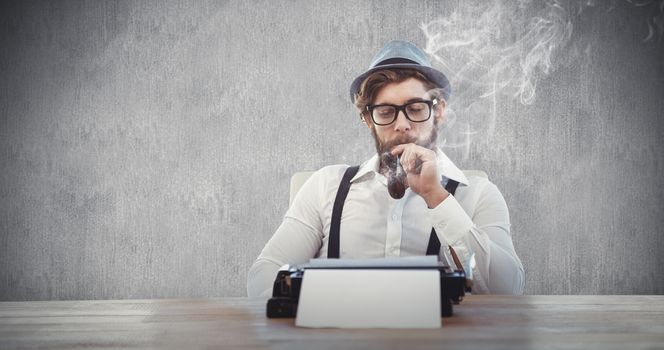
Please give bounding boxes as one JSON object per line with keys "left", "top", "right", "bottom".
{"left": 366, "top": 99, "right": 438, "bottom": 126}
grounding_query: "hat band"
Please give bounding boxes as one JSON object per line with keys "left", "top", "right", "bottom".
{"left": 374, "top": 57, "right": 419, "bottom": 67}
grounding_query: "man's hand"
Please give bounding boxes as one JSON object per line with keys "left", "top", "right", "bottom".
{"left": 391, "top": 143, "right": 449, "bottom": 208}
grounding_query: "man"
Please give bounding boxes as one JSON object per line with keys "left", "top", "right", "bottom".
{"left": 247, "top": 40, "right": 524, "bottom": 297}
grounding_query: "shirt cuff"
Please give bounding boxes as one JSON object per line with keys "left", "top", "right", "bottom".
{"left": 428, "top": 194, "right": 474, "bottom": 245}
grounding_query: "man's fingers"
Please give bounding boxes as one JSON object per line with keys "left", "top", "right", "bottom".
{"left": 399, "top": 147, "right": 413, "bottom": 173}
{"left": 413, "top": 158, "right": 423, "bottom": 174}
{"left": 390, "top": 144, "right": 406, "bottom": 156}
{"left": 401, "top": 145, "right": 421, "bottom": 173}
{"left": 404, "top": 148, "right": 417, "bottom": 173}
{"left": 391, "top": 143, "right": 435, "bottom": 173}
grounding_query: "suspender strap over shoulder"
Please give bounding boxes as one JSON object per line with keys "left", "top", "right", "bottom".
{"left": 445, "top": 180, "right": 459, "bottom": 197}
{"left": 327, "top": 165, "right": 360, "bottom": 258}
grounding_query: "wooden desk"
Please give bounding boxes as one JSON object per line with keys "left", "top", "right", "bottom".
{"left": 1, "top": 295, "right": 663, "bottom": 349}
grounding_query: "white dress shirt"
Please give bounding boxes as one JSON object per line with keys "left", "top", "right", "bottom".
{"left": 247, "top": 149, "right": 525, "bottom": 297}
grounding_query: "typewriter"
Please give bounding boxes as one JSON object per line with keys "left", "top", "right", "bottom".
{"left": 266, "top": 262, "right": 468, "bottom": 318}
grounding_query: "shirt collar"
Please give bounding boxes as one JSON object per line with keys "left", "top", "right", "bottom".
{"left": 350, "top": 153, "right": 381, "bottom": 184}
{"left": 350, "top": 148, "right": 469, "bottom": 186}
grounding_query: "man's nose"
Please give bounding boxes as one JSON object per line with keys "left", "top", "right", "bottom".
{"left": 393, "top": 110, "right": 411, "bottom": 132}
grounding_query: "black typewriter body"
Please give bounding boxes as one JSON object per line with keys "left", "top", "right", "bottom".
{"left": 266, "top": 265, "right": 467, "bottom": 318}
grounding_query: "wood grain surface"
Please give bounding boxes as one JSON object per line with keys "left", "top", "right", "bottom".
{"left": 1, "top": 295, "right": 663, "bottom": 349}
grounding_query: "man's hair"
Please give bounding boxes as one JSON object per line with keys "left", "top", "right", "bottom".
{"left": 354, "top": 69, "right": 445, "bottom": 116}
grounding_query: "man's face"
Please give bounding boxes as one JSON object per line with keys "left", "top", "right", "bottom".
{"left": 363, "top": 77, "right": 445, "bottom": 155}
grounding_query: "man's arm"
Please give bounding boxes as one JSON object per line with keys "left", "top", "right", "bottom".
{"left": 429, "top": 181, "right": 525, "bottom": 294}
{"left": 392, "top": 143, "right": 524, "bottom": 294}
{"left": 246, "top": 171, "right": 326, "bottom": 297}
{"left": 247, "top": 217, "right": 324, "bottom": 297}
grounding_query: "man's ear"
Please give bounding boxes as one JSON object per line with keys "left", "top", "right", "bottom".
{"left": 361, "top": 113, "right": 373, "bottom": 130}
{"left": 434, "top": 101, "right": 446, "bottom": 126}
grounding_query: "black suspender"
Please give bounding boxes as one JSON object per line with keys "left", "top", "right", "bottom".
{"left": 444, "top": 179, "right": 459, "bottom": 197}
{"left": 327, "top": 165, "right": 460, "bottom": 259}
{"left": 327, "top": 166, "right": 360, "bottom": 258}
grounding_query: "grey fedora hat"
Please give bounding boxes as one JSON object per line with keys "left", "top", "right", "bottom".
{"left": 349, "top": 40, "right": 451, "bottom": 103}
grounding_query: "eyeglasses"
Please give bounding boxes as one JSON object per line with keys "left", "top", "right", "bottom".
{"left": 366, "top": 99, "right": 438, "bottom": 126}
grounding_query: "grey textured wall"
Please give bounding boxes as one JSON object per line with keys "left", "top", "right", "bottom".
{"left": 0, "top": 0, "right": 662, "bottom": 301}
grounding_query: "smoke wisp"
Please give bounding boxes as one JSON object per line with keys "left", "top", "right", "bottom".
{"left": 421, "top": 0, "right": 663, "bottom": 159}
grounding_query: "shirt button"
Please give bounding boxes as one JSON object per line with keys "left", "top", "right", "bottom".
{"left": 392, "top": 214, "right": 398, "bottom": 221}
